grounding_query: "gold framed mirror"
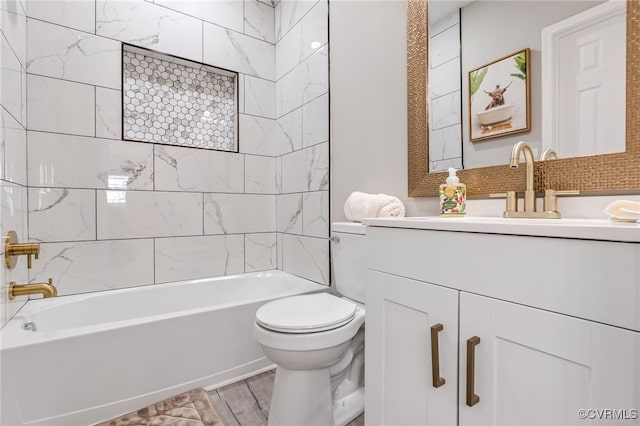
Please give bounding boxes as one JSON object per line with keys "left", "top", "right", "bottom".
{"left": 407, "top": 0, "right": 639, "bottom": 197}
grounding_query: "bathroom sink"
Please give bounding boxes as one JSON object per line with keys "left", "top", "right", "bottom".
{"left": 360, "top": 216, "right": 640, "bottom": 242}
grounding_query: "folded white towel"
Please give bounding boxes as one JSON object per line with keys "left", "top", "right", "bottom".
{"left": 344, "top": 191, "right": 406, "bottom": 222}
{"left": 604, "top": 200, "right": 640, "bottom": 222}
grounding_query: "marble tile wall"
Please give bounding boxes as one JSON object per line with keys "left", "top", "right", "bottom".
{"left": 275, "top": 0, "right": 330, "bottom": 285}
{"left": 14, "top": 0, "right": 281, "bottom": 306}
{"left": 429, "top": 11, "right": 463, "bottom": 172}
{"left": 1, "top": 0, "right": 28, "bottom": 328}
{"left": 1, "top": 0, "right": 330, "bottom": 327}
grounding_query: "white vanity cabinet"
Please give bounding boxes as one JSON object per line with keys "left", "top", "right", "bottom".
{"left": 364, "top": 225, "right": 640, "bottom": 426}
{"left": 366, "top": 270, "right": 458, "bottom": 426}
{"left": 459, "top": 293, "right": 639, "bottom": 426}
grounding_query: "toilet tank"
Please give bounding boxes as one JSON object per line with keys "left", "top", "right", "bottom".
{"left": 331, "top": 222, "right": 367, "bottom": 303}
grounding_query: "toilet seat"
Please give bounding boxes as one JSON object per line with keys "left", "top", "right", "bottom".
{"left": 256, "top": 293, "right": 356, "bottom": 333}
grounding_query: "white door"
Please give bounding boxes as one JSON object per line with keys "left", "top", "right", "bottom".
{"left": 542, "top": 1, "right": 626, "bottom": 157}
{"left": 365, "top": 270, "right": 459, "bottom": 426}
{"left": 459, "top": 292, "right": 640, "bottom": 426}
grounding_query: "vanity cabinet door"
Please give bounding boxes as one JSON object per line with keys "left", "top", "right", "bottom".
{"left": 459, "top": 292, "right": 640, "bottom": 426}
{"left": 365, "top": 270, "right": 458, "bottom": 426}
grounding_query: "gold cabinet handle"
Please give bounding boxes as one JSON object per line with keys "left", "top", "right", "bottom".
{"left": 466, "top": 336, "right": 481, "bottom": 407}
{"left": 430, "top": 323, "right": 445, "bottom": 388}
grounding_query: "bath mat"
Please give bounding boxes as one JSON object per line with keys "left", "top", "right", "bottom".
{"left": 96, "top": 388, "right": 225, "bottom": 426}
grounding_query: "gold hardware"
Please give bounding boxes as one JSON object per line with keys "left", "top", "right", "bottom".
{"left": 509, "top": 142, "right": 536, "bottom": 213}
{"left": 4, "top": 231, "right": 40, "bottom": 269}
{"left": 543, "top": 189, "right": 581, "bottom": 216}
{"left": 430, "top": 323, "right": 445, "bottom": 388}
{"left": 502, "top": 143, "right": 574, "bottom": 219}
{"left": 9, "top": 278, "right": 57, "bottom": 300}
{"left": 540, "top": 148, "right": 558, "bottom": 161}
{"left": 490, "top": 191, "right": 517, "bottom": 213}
{"left": 466, "top": 336, "right": 480, "bottom": 407}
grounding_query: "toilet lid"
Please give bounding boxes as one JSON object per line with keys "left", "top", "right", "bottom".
{"left": 256, "top": 293, "right": 357, "bottom": 333}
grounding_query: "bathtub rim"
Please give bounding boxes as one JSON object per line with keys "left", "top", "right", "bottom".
{"left": 0, "top": 270, "right": 327, "bottom": 349}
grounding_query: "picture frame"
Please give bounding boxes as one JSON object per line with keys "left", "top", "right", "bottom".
{"left": 468, "top": 48, "right": 531, "bottom": 142}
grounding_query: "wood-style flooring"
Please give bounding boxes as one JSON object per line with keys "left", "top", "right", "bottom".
{"left": 208, "top": 370, "right": 364, "bottom": 426}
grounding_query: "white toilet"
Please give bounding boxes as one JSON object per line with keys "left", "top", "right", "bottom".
{"left": 254, "top": 222, "right": 367, "bottom": 426}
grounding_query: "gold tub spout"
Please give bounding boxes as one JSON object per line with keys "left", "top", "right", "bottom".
{"left": 9, "top": 278, "right": 57, "bottom": 300}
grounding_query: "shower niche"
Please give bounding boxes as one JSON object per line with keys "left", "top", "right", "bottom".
{"left": 122, "top": 44, "right": 238, "bottom": 152}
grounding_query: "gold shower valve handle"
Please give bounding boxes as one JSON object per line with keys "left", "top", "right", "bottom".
{"left": 4, "top": 231, "right": 40, "bottom": 269}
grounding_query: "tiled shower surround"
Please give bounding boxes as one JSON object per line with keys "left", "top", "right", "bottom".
{"left": 428, "top": 10, "right": 463, "bottom": 172}
{"left": 123, "top": 45, "right": 238, "bottom": 151}
{"left": 1, "top": 0, "right": 329, "bottom": 326}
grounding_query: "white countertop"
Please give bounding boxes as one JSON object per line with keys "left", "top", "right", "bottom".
{"left": 361, "top": 216, "right": 640, "bottom": 242}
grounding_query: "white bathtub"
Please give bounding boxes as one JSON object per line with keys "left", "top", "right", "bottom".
{"left": 0, "top": 270, "right": 325, "bottom": 426}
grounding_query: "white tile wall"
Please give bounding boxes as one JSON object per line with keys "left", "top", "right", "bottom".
{"left": 27, "top": 18, "right": 121, "bottom": 89}
{"left": 281, "top": 233, "right": 328, "bottom": 284}
{"left": 245, "top": 76, "right": 276, "bottom": 118}
{"left": 0, "top": 0, "right": 330, "bottom": 317}
{"left": 2, "top": 107, "right": 26, "bottom": 185}
{"left": 245, "top": 232, "right": 277, "bottom": 272}
{"left": 277, "top": 193, "right": 303, "bottom": 234}
{"left": 29, "top": 239, "right": 155, "bottom": 295}
{"left": 27, "top": 132, "right": 154, "bottom": 190}
{"left": 275, "top": 0, "right": 318, "bottom": 42}
{"left": 302, "top": 92, "right": 328, "bottom": 147}
{"left": 95, "top": 87, "right": 122, "bottom": 140}
{"left": 1, "top": 181, "right": 28, "bottom": 327}
{"left": 154, "top": 235, "right": 245, "bottom": 283}
{"left": 154, "top": 144, "right": 244, "bottom": 193}
{"left": 275, "top": 0, "right": 328, "bottom": 285}
{"left": 154, "top": 0, "right": 244, "bottom": 33}
{"left": 96, "top": 190, "right": 203, "bottom": 239}
{"left": 26, "top": 0, "right": 96, "bottom": 33}
{"left": 203, "top": 22, "right": 275, "bottom": 80}
{"left": 28, "top": 188, "right": 96, "bottom": 242}
{"left": 277, "top": 46, "right": 327, "bottom": 116}
{"left": 429, "top": 57, "right": 461, "bottom": 99}
{"left": 96, "top": 0, "right": 203, "bottom": 62}
{"left": 1, "top": 34, "right": 25, "bottom": 125}
{"left": 429, "top": 11, "right": 462, "bottom": 172}
{"left": 276, "top": 108, "right": 302, "bottom": 155}
{"left": 1, "top": 0, "right": 28, "bottom": 328}
{"left": 2, "top": 2, "right": 26, "bottom": 68}
{"left": 430, "top": 23, "right": 460, "bottom": 68}
{"left": 302, "top": 190, "right": 328, "bottom": 238}
{"left": 275, "top": 0, "right": 327, "bottom": 79}
{"left": 281, "top": 142, "right": 328, "bottom": 193}
{"left": 239, "top": 114, "right": 276, "bottom": 156}
{"left": 245, "top": 0, "right": 275, "bottom": 43}
{"left": 430, "top": 90, "right": 462, "bottom": 130}
{"left": 245, "top": 155, "right": 276, "bottom": 194}
{"left": 27, "top": 74, "right": 95, "bottom": 136}
{"left": 204, "top": 193, "right": 276, "bottom": 234}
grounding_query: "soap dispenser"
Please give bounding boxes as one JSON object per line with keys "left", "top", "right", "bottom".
{"left": 439, "top": 167, "right": 466, "bottom": 216}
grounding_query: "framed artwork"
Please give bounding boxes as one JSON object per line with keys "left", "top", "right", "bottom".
{"left": 468, "top": 48, "right": 531, "bottom": 142}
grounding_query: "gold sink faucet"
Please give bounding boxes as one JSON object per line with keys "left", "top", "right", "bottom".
{"left": 509, "top": 141, "right": 536, "bottom": 213}
{"left": 495, "top": 143, "right": 579, "bottom": 219}
{"left": 9, "top": 278, "right": 57, "bottom": 299}
{"left": 4, "top": 230, "right": 40, "bottom": 269}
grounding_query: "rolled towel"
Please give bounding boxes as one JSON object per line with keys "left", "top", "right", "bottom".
{"left": 604, "top": 200, "right": 640, "bottom": 222}
{"left": 344, "top": 191, "right": 406, "bottom": 222}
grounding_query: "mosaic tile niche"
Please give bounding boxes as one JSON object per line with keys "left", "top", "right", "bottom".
{"left": 122, "top": 44, "right": 238, "bottom": 151}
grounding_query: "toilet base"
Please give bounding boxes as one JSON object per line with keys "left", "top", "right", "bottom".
{"left": 267, "top": 366, "right": 364, "bottom": 426}
{"left": 268, "top": 367, "right": 333, "bottom": 426}
{"left": 333, "top": 387, "right": 365, "bottom": 426}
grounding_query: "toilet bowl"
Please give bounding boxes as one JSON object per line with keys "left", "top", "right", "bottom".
{"left": 254, "top": 222, "right": 367, "bottom": 426}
